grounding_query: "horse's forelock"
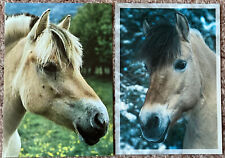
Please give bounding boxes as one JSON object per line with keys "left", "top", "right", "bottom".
{"left": 34, "top": 24, "right": 83, "bottom": 70}
{"left": 139, "top": 19, "right": 181, "bottom": 71}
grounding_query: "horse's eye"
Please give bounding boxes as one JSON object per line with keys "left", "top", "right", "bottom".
{"left": 174, "top": 59, "right": 187, "bottom": 71}
{"left": 43, "top": 62, "right": 58, "bottom": 73}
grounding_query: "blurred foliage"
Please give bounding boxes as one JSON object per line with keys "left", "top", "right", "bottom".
{"left": 120, "top": 8, "right": 216, "bottom": 150}
{"left": 18, "top": 76, "right": 113, "bottom": 157}
{"left": 70, "top": 4, "right": 112, "bottom": 76}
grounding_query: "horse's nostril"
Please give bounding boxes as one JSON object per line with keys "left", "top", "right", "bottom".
{"left": 94, "top": 113, "right": 106, "bottom": 129}
{"left": 146, "top": 114, "right": 160, "bottom": 129}
{"left": 152, "top": 115, "right": 159, "bottom": 127}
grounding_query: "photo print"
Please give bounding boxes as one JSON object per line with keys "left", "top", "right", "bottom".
{"left": 115, "top": 3, "right": 222, "bottom": 154}
{"left": 4, "top": 3, "right": 113, "bottom": 157}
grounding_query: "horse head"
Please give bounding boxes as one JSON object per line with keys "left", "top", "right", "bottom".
{"left": 138, "top": 12, "right": 203, "bottom": 143}
{"left": 13, "top": 9, "right": 109, "bottom": 145}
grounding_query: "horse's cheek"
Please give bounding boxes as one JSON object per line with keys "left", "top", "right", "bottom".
{"left": 181, "top": 85, "right": 200, "bottom": 111}
{"left": 22, "top": 84, "right": 51, "bottom": 114}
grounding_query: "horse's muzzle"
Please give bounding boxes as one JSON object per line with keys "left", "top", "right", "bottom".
{"left": 139, "top": 112, "right": 170, "bottom": 143}
{"left": 73, "top": 100, "right": 109, "bottom": 145}
{"left": 76, "top": 113, "right": 108, "bottom": 145}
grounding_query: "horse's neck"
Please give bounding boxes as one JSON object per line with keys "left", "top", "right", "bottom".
{"left": 3, "top": 93, "right": 25, "bottom": 156}
{"left": 184, "top": 96, "right": 217, "bottom": 149}
{"left": 183, "top": 32, "right": 217, "bottom": 149}
{"left": 3, "top": 38, "right": 27, "bottom": 145}
{"left": 5, "top": 14, "right": 38, "bottom": 51}
{"left": 4, "top": 14, "right": 38, "bottom": 143}
{"left": 3, "top": 96, "right": 25, "bottom": 142}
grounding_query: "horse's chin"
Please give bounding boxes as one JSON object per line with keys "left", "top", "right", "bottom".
{"left": 143, "top": 126, "right": 169, "bottom": 143}
{"left": 141, "top": 120, "right": 170, "bottom": 143}
{"left": 76, "top": 125, "right": 100, "bottom": 145}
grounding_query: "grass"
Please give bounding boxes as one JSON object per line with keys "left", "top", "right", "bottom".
{"left": 18, "top": 76, "right": 113, "bottom": 157}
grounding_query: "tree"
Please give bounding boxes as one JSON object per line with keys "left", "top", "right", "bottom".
{"left": 70, "top": 4, "right": 112, "bottom": 76}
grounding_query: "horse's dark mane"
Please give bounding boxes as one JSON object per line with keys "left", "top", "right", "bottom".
{"left": 139, "top": 15, "right": 181, "bottom": 71}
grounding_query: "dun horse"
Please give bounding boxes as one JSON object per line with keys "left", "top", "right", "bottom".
{"left": 4, "top": 10, "right": 109, "bottom": 157}
{"left": 138, "top": 12, "right": 217, "bottom": 149}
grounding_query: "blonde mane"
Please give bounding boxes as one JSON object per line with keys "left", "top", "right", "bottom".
{"left": 5, "top": 14, "right": 39, "bottom": 47}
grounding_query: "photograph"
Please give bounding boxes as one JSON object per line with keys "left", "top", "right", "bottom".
{"left": 115, "top": 3, "right": 222, "bottom": 154}
{"left": 4, "top": 3, "right": 113, "bottom": 157}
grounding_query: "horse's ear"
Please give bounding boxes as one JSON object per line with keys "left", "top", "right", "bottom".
{"left": 176, "top": 12, "right": 190, "bottom": 42}
{"left": 58, "top": 15, "right": 71, "bottom": 30}
{"left": 143, "top": 20, "right": 150, "bottom": 36}
{"left": 33, "top": 9, "right": 50, "bottom": 39}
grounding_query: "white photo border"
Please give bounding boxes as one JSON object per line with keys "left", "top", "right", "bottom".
{"left": 114, "top": 3, "right": 222, "bottom": 155}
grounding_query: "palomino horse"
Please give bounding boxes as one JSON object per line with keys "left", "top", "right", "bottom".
{"left": 138, "top": 12, "right": 217, "bottom": 149}
{"left": 4, "top": 9, "right": 109, "bottom": 157}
